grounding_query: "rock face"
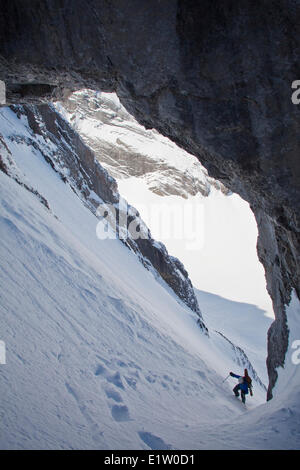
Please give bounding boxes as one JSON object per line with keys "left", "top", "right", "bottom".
{"left": 58, "top": 89, "right": 229, "bottom": 199}
{"left": 0, "top": 0, "right": 299, "bottom": 398}
{"left": 0, "top": 103, "right": 205, "bottom": 327}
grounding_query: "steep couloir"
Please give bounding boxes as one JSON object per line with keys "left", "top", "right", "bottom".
{"left": 0, "top": 0, "right": 299, "bottom": 398}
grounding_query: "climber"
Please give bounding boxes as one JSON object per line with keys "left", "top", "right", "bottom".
{"left": 230, "top": 369, "right": 253, "bottom": 404}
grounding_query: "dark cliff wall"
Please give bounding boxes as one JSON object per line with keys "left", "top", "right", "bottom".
{"left": 0, "top": 0, "right": 299, "bottom": 398}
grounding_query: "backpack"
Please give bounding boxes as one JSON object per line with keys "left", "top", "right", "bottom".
{"left": 245, "top": 375, "right": 252, "bottom": 386}
{"left": 244, "top": 375, "right": 253, "bottom": 395}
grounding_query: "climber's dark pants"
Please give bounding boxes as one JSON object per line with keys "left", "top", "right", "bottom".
{"left": 233, "top": 384, "right": 246, "bottom": 403}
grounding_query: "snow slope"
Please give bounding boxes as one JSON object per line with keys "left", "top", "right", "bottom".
{"left": 196, "top": 290, "right": 272, "bottom": 385}
{"left": 0, "top": 152, "right": 259, "bottom": 450}
{"left": 0, "top": 107, "right": 299, "bottom": 450}
{"left": 58, "top": 91, "right": 274, "bottom": 320}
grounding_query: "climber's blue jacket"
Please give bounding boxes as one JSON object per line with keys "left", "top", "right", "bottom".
{"left": 230, "top": 372, "right": 251, "bottom": 394}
